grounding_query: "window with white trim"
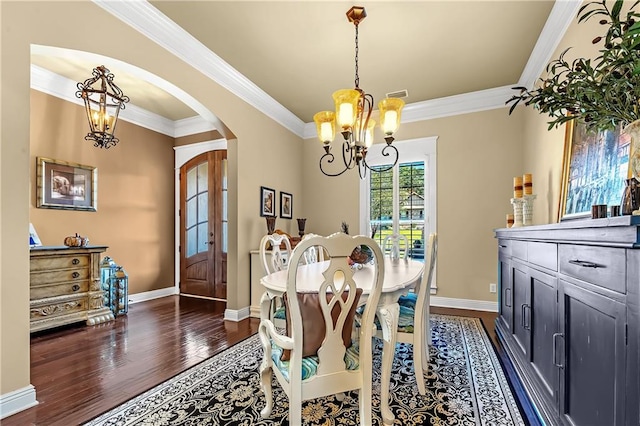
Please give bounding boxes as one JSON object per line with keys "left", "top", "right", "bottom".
{"left": 360, "top": 137, "right": 437, "bottom": 264}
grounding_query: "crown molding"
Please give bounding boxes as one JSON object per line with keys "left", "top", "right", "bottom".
{"left": 174, "top": 116, "right": 217, "bottom": 138}
{"left": 93, "top": 0, "right": 306, "bottom": 138}
{"left": 30, "top": 64, "right": 214, "bottom": 138}
{"left": 75, "top": 0, "right": 577, "bottom": 140}
{"left": 518, "top": 0, "right": 582, "bottom": 89}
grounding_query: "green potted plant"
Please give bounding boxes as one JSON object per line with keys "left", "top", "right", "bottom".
{"left": 507, "top": 0, "right": 640, "bottom": 133}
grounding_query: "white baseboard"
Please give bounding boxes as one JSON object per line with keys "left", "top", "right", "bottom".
{"left": 128, "top": 286, "right": 178, "bottom": 304}
{"left": 224, "top": 306, "right": 250, "bottom": 322}
{"left": 249, "top": 306, "right": 261, "bottom": 319}
{"left": 0, "top": 385, "right": 38, "bottom": 419}
{"left": 431, "top": 296, "right": 498, "bottom": 312}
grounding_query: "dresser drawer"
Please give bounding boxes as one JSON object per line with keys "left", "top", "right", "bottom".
{"left": 30, "top": 295, "right": 88, "bottom": 321}
{"left": 497, "top": 239, "right": 511, "bottom": 256}
{"left": 30, "top": 255, "right": 90, "bottom": 272}
{"left": 528, "top": 242, "right": 557, "bottom": 271}
{"left": 30, "top": 280, "right": 89, "bottom": 299}
{"left": 30, "top": 267, "right": 90, "bottom": 286}
{"left": 558, "top": 245, "right": 626, "bottom": 293}
{"left": 512, "top": 240, "right": 527, "bottom": 261}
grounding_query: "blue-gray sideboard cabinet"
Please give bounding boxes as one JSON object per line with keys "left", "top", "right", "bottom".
{"left": 495, "top": 216, "right": 640, "bottom": 426}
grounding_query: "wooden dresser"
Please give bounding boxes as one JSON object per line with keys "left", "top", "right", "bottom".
{"left": 30, "top": 246, "right": 114, "bottom": 332}
{"left": 495, "top": 217, "right": 639, "bottom": 426}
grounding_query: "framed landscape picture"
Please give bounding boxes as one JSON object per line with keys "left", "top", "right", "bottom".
{"left": 36, "top": 157, "right": 97, "bottom": 211}
{"left": 558, "top": 121, "right": 630, "bottom": 221}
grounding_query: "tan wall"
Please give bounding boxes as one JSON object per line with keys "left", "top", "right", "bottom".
{"left": 1, "top": 0, "right": 302, "bottom": 397}
{"left": 29, "top": 90, "right": 175, "bottom": 295}
{"left": 521, "top": 2, "right": 603, "bottom": 221}
{"left": 302, "top": 108, "right": 527, "bottom": 302}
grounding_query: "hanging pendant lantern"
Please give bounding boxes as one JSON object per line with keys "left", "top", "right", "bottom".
{"left": 76, "top": 65, "right": 130, "bottom": 149}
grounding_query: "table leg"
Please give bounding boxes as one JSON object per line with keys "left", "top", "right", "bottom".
{"left": 377, "top": 302, "right": 399, "bottom": 426}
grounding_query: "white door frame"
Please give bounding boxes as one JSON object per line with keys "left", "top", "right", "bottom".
{"left": 174, "top": 139, "right": 227, "bottom": 293}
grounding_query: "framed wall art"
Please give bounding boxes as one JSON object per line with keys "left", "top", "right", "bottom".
{"left": 260, "top": 186, "right": 276, "bottom": 217}
{"left": 558, "top": 121, "right": 630, "bottom": 221}
{"left": 280, "top": 191, "right": 292, "bottom": 219}
{"left": 36, "top": 157, "right": 97, "bottom": 211}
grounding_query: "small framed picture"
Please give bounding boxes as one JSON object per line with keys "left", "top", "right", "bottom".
{"left": 36, "top": 157, "right": 97, "bottom": 211}
{"left": 280, "top": 191, "right": 293, "bottom": 219}
{"left": 260, "top": 186, "right": 276, "bottom": 217}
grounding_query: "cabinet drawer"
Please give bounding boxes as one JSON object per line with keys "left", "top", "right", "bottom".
{"left": 30, "top": 255, "right": 90, "bottom": 272}
{"left": 512, "top": 240, "right": 527, "bottom": 261}
{"left": 30, "top": 295, "right": 88, "bottom": 321}
{"left": 497, "top": 239, "right": 511, "bottom": 256}
{"left": 559, "top": 245, "right": 626, "bottom": 293}
{"left": 30, "top": 280, "right": 89, "bottom": 299}
{"left": 30, "top": 268, "right": 90, "bottom": 286}
{"left": 528, "top": 242, "right": 557, "bottom": 271}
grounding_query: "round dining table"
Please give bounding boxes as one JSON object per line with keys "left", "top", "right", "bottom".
{"left": 260, "top": 257, "right": 424, "bottom": 425}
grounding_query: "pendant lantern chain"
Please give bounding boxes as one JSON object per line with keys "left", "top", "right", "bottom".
{"left": 354, "top": 23, "right": 360, "bottom": 89}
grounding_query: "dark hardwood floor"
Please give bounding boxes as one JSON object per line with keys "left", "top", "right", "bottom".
{"left": 3, "top": 296, "right": 497, "bottom": 426}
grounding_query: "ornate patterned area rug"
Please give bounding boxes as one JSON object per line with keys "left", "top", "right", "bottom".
{"left": 84, "top": 315, "right": 524, "bottom": 425}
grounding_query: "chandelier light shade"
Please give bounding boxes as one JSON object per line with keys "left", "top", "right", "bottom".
{"left": 76, "top": 65, "right": 130, "bottom": 149}
{"left": 314, "top": 6, "right": 405, "bottom": 178}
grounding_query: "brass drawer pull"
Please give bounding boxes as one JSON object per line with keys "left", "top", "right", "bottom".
{"left": 72, "top": 284, "right": 80, "bottom": 292}
{"left": 72, "top": 258, "right": 80, "bottom": 265}
{"left": 72, "top": 272, "right": 80, "bottom": 279}
{"left": 568, "top": 259, "right": 602, "bottom": 268}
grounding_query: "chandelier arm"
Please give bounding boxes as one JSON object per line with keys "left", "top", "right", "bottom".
{"left": 342, "top": 138, "right": 356, "bottom": 169}
{"left": 319, "top": 151, "right": 350, "bottom": 177}
{"left": 358, "top": 160, "right": 367, "bottom": 179}
{"left": 362, "top": 144, "right": 399, "bottom": 173}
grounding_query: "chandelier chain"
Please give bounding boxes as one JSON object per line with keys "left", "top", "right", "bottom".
{"left": 354, "top": 23, "right": 360, "bottom": 89}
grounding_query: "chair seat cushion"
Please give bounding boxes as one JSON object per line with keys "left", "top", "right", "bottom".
{"left": 273, "top": 306, "right": 286, "bottom": 320}
{"left": 270, "top": 339, "right": 360, "bottom": 381}
{"left": 397, "top": 292, "right": 417, "bottom": 333}
{"left": 356, "top": 292, "right": 417, "bottom": 333}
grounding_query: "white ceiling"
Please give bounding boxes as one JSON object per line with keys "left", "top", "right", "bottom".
{"left": 30, "top": 1, "right": 581, "bottom": 138}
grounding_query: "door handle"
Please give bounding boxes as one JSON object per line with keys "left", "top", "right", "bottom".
{"left": 568, "top": 259, "right": 601, "bottom": 268}
{"left": 553, "top": 332, "right": 564, "bottom": 368}
{"left": 523, "top": 304, "right": 531, "bottom": 330}
{"left": 505, "top": 287, "right": 511, "bottom": 307}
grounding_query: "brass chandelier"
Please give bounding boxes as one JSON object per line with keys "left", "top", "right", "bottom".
{"left": 313, "top": 6, "right": 405, "bottom": 178}
{"left": 76, "top": 66, "right": 130, "bottom": 149}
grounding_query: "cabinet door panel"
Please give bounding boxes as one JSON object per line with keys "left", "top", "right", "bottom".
{"left": 559, "top": 280, "right": 626, "bottom": 426}
{"left": 530, "top": 270, "right": 558, "bottom": 403}
{"left": 499, "top": 254, "right": 512, "bottom": 332}
{"left": 512, "top": 262, "right": 530, "bottom": 358}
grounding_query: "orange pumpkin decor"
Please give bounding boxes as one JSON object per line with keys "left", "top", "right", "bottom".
{"left": 64, "top": 233, "right": 89, "bottom": 247}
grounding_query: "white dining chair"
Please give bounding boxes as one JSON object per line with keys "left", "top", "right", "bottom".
{"left": 382, "top": 233, "right": 410, "bottom": 260}
{"left": 258, "top": 232, "right": 384, "bottom": 426}
{"left": 259, "top": 233, "right": 292, "bottom": 323}
{"left": 376, "top": 232, "right": 437, "bottom": 395}
{"left": 376, "top": 233, "right": 438, "bottom": 395}
{"left": 298, "top": 233, "right": 326, "bottom": 264}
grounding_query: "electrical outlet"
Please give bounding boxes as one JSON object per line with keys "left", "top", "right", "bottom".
{"left": 489, "top": 283, "right": 497, "bottom": 293}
